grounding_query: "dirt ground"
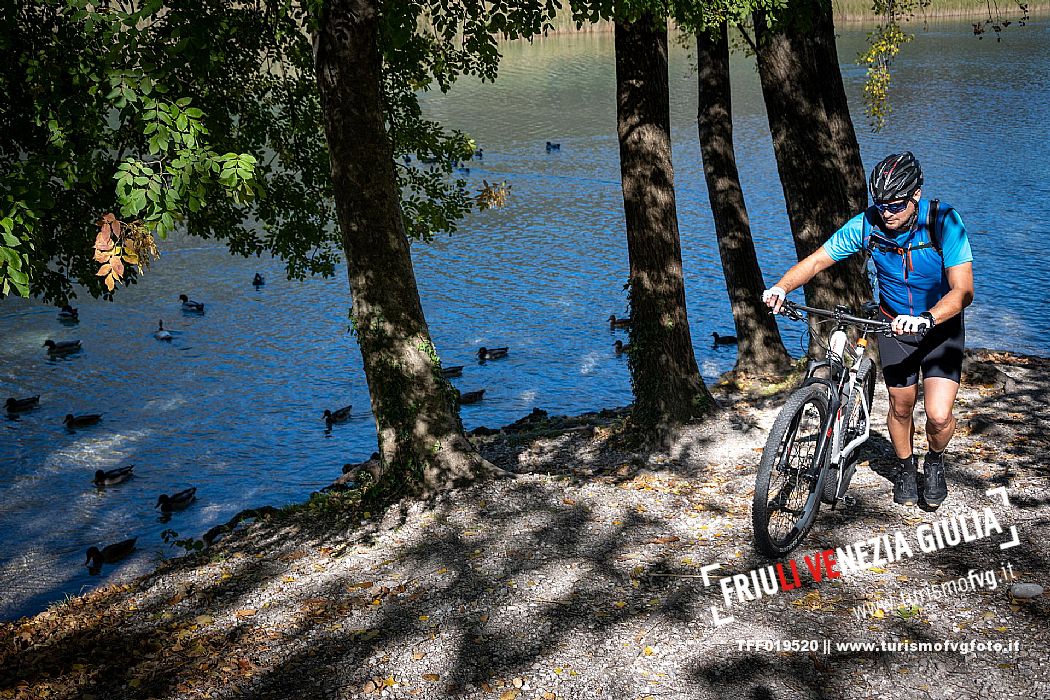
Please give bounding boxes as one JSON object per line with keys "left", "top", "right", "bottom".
{"left": 2, "top": 349, "right": 1047, "bottom": 700}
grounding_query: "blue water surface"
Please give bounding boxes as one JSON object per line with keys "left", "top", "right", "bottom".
{"left": 1, "top": 20, "right": 1047, "bottom": 620}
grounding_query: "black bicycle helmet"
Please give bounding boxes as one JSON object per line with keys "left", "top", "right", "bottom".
{"left": 869, "top": 151, "right": 923, "bottom": 202}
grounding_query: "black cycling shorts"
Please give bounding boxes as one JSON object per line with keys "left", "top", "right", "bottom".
{"left": 877, "top": 313, "right": 965, "bottom": 388}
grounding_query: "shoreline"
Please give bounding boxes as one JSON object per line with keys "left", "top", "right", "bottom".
{"left": 3, "top": 347, "right": 1048, "bottom": 698}
{"left": 526, "top": 5, "right": 1049, "bottom": 35}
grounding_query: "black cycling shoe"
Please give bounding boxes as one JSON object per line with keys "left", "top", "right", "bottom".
{"left": 893, "top": 457, "right": 919, "bottom": 506}
{"left": 922, "top": 452, "right": 948, "bottom": 507}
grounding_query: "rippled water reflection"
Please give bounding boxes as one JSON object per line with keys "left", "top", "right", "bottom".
{"left": 1, "top": 21, "right": 1047, "bottom": 620}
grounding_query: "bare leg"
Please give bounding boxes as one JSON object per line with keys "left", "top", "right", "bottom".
{"left": 923, "top": 377, "right": 961, "bottom": 453}
{"left": 887, "top": 384, "right": 920, "bottom": 459}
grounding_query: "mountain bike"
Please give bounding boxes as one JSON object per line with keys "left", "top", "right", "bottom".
{"left": 752, "top": 300, "right": 896, "bottom": 557}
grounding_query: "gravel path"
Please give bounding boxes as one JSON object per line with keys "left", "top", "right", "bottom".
{"left": 2, "top": 349, "right": 1047, "bottom": 700}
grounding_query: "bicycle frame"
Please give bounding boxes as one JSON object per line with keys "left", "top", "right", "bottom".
{"left": 794, "top": 312, "right": 882, "bottom": 504}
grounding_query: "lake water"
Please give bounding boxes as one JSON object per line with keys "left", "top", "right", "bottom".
{"left": 1, "top": 20, "right": 1047, "bottom": 621}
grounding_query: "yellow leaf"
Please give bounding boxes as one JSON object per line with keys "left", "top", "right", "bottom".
{"left": 499, "top": 690, "right": 519, "bottom": 700}
{"left": 423, "top": 674, "right": 440, "bottom": 682}
{"left": 873, "top": 609, "right": 885, "bottom": 619}
{"left": 613, "top": 601, "right": 626, "bottom": 609}
{"left": 195, "top": 614, "right": 214, "bottom": 626}
{"left": 869, "top": 566, "right": 887, "bottom": 574}
{"left": 384, "top": 676, "right": 396, "bottom": 687}
{"left": 643, "top": 646, "right": 654, "bottom": 656}
{"left": 995, "top": 626, "right": 1008, "bottom": 632}
{"left": 419, "top": 615, "right": 430, "bottom": 621}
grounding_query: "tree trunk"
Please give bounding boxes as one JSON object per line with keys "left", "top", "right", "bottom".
{"left": 808, "top": 0, "right": 868, "bottom": 213}
{"left": 615, "top": 14, "right": 716, "bottom": 439}
{"left": 753, "top": 10, "right": 872, "bottom": 356}
{"left": 313, "top": 0, "right": 503, "bottom": 497}
{"left": 696, "top": 23, "right": 792, "bottom": 378}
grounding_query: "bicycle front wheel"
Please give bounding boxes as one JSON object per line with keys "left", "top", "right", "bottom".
{"left": 753, "top": 383, "right": 831, "bottom": 557}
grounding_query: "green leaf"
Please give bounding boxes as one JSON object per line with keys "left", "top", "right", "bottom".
{"left": 8, "top": 267, "right": 28, "bottom": 285}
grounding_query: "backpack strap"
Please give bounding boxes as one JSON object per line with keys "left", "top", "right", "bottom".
{"left": 925, "top": 198, "right": 949, "bottom": 254}
{"left": 928, "top": 198, "right": 944, "bottom": 252}
{"left": 862, "top": 206, "right": 881, "bottom": 254}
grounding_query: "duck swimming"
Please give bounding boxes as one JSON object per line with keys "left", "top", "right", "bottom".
{"left": 712, "top": 332, "right": 738, "bottom": 346}
{"left": 477, "top": 346, "right": 509, "bottom": 361}
{"left": 614, "top": 340, "right": 632, "bottom": 355}
{"left": 94, "top": 465, "right": 134, "bottom": 487}
{"left": 44, "top": 339, "right": 81, "bottom": 355}
{"left": 58, "top": 305, "right": 79, "bottom": 322}
{"left": 86, "top": 537, "right": 137, "bottom": 572}
{"left": 608, "top": 314, "right": 632, "bottom": 329}
{"left": 154, "top": 320, "right": 173, "bottom": 341}
{"left": 545, "top": 141, "right": 561, "bottom": 152}
{"left": 253, "top": 273, "right": 265, "bottom": 287}
{"left": 64, "top": 413, "right": 102, "bottom": 428}
{"left": 5, "top": 395, "right": 40, "bottom": 413}
{"left": 178, "top": 294, "right": 205, "bottom": 312}
{"left": 457, "top": 389, "right": 486, "bottom": 405}
{"left": 440, "top": 365, "right": 464, "bottom": 378}
{"left": 156, "top": 487, "right": 197, "bottom": 513}
{"left": 323, "top": 405, "right": 352, "bottom": 426}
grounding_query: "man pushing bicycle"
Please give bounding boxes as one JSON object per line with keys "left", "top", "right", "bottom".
{"left": 762, "top": 152, "right": 974, "bottom": 509}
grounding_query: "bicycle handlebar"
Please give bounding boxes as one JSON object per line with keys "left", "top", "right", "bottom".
{"left": 775, "top": 299, "right": 897, "bottom": 335}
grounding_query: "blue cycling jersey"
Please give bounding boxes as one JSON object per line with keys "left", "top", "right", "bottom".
{"left": 822, "top": 199, "right": 973, "bottom": 316}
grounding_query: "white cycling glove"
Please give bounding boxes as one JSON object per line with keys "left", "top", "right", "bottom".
{"left": 891, "top": 314, "right": 932, "bottom": 335}
{"left": 762, "top": 285, "right": 787, "bottom": 313}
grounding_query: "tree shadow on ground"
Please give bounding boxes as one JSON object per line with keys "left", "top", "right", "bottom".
{"left": 2, "top": 351, "right": 1047, "bottom": 699}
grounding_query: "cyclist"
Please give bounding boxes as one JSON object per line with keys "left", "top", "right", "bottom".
{"left": 761, "top": 152, "right": 974, "bottom": 509}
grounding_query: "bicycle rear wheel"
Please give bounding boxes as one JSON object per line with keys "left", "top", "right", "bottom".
{"left": 753, "top": 383, "right": 830, "bottom": 557}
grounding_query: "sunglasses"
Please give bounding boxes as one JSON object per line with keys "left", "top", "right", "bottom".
{"left": 875, "top": 199, "right": 911, "bottom": 214}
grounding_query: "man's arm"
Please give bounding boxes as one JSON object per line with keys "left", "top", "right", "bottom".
{"left": 927, "top": 263, "right": 974, "bottom": 324}
{"left": 765, "top": 247, "right": 837, "bottom": 312}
